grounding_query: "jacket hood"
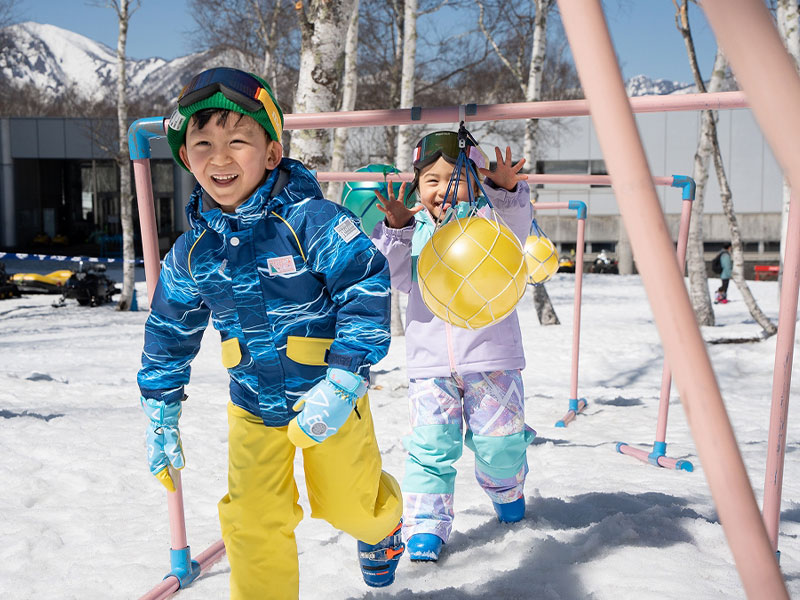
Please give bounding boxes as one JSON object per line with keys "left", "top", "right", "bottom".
{"left": 185, "top": 157, "right": 323, "bottom": 233}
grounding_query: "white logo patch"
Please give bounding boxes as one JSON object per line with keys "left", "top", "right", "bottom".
{"left": 168, "top": 109, "right": 186, "bottom": 131}
{"left": 334, "top": 218, "right": 360, "bottom": 243}
{"left": 267, "top": 255, "right": 297, "bottom": 275}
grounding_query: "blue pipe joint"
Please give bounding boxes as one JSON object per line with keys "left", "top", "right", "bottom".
{"left": 568, "top": 200, "right": 587, "bottom": 220}
{"left": 670, "top": 175, "right": 696, "bottom": 201}
{"left": 167, "top": 546, "right": 201, "bottom": 588}
{"left": 675, "top": 459, "right": 694, "bottom": 472}
{"left": 555, "top": 398, "right": 586, "bottom": 428}
{"left": 128, "top": 117, "right": 167, "bottom": 160}
{"left": 615, "top": 442, "right": 627, "bottom": 454}
{"left": 647, "top": 441, "right": 667, "bottom": 466}
{"left": 569, "top": 398, "right": 585, "bottom": 412}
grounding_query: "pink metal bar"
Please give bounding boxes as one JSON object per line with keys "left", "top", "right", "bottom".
{"left": 138, "top": 577, "right": 179, "bottom": 600}
{"left": 283, "top": 92, "right": 747, "bottom": 130}
{"left": 571, "top": 217, "right": 586, "bottom": 401}
{"left": 559, "top": 1, "right": 786, "bottom": 598}
{"left": 555, "top": 217, "right": 588, "bottom": 428}
{"left": 130, "top": 119, "right": 204, "bottom": 596}
{"left": 656, "top": 195, "right": 694, "bottom": 443}
{"left": 701, "top": 1, "right": 800, "bottom": 563}
{"left": 167, "top": 471, "right": 188, "bottom": 550}
{"left": 313, "top": 172, "right": 674, "bottom": 186}
{"left": 133, "top": 158, "right": 161, "bottom": 304}
{"left": 703, "top": 0, "right": 800, "bottom": 565}
{"left": 762, "top": 191, "right": 800, "bottom": 552}
{"left": 616, "top": 443, "right": 684, "bottom": 470}
{"left": 528, "top": 202, "right": 587, "bottom": 424}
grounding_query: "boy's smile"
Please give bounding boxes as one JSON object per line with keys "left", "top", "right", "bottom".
{"left": 179, "top": 112, "right": 282, "bottom": 213}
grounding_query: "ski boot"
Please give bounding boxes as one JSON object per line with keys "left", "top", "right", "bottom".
{"left": 493, "top": 497, "right": 526, "bottom": 523}
{"left": 407, "top": 533, "right": 444, "bottom": 562}
{"left": 357, "top": 521, "right": 404, "bottom": 587}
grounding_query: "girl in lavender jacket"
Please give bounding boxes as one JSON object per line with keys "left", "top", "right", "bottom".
{"left": 370, "top": 131, "right": 537, "bottom": 561}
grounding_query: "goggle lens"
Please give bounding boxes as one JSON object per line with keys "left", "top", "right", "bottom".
{"left": 412, "top": 131, "right": 476, "bottom": 169}
{"left": 178, "top": 68, "right": 263, "bottom": 112}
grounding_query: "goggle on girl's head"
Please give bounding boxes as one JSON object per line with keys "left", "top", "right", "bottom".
{"left": 406, "top": 129, "right": 489, "bottom": 207}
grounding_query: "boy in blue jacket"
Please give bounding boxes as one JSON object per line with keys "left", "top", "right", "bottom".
{"left": 137, "top": 67, "right": 403, "bottom": 599}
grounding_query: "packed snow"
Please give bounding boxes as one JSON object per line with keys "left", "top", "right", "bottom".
{"left": 1, "top": 270, "right": 799, "bottom": 599}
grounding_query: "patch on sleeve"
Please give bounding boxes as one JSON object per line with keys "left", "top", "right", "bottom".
{"left": 267, "top": 255, "right": 297, "bottom": 275}
{"left": 334, "top": 217, "right": 360, "bottom": 243}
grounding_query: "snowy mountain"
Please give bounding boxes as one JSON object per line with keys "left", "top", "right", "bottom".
{"left": 624, "top": 74, "right": 692, "bottom": 96}
{"left": 0, "top": 22, "right": 254, "bottom": 108}
{"left": 0, "top": 22, "right": 723, "bottom": 112}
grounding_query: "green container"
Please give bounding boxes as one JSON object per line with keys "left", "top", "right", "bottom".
{"left": 341, "top": 164, "right": 410, "bottom": 235}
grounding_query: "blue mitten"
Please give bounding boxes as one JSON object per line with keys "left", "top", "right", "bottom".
{"left": 287, "top": 368, "right": 368, "bottom": 448}
{"left": 140, "top": 396, "right": 185, "bottom": 492}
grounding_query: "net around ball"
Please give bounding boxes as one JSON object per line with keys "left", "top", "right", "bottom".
{"left": 417, "top": 215, "right": 527, "bottom": 329}
{"left": 524, "top": 234, "right": 559, "bottom": 284}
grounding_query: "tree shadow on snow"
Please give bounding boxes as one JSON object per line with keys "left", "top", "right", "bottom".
{"left": 596, "top": 356, "right": 662, "bottom": 389}
{"left": 354, "top": 491, "right": 709, "bottom": 600}
{"left": 594, "top": 396, "right": 644, "bottom": 407}
{"left": 0, "top": 408, "right": 63, "bottom": 421}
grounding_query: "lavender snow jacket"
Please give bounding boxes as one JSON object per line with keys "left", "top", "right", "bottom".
{"left": 371, "top": 179, "right": 533, "bottom": 379}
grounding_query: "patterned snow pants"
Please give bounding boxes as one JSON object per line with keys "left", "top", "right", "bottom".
{"left": 402, "top": 369, "right": 536, "bottom": 542}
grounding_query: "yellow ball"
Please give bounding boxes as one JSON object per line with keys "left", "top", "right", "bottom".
{"left": 417, "top": 216, "right": 527, "bottom": 329}
{"left": 524, "top": 235, "right": 559, "bottom": 284}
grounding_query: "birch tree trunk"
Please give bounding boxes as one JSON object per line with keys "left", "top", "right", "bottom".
{"left": 327, "top": 0, "right": 359, "bottom": 202}
{"left": 526, "top": 0, "right": 559, "bottom": 325}
{"left": 394, "top": 0, "right": 417, "bottom": 174}
{"left": 477, "top": 0, "right": 559, "bottom": 325}
{"left": 249, "top": 0, "right": 283, "bottom": 85}
{"left": 675, "top": 0, "right": 715, "bottom": 325}
{"left": 675, "top": 0, "right": 775, "bottom": 335}
{"left": 291, "top": 0, "right": 355, "bottom": 168}
{"left": 777, "top": 0, "right": 800, "bottom": 292}
{"left": 113, "top": 0, "right": 134, "bottom": 311}
{"left": 390, "top": 0, "right": 418, "bottom": 336}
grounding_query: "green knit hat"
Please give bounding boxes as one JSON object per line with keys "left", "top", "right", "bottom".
{"left": 166, "top": 69, "right": 284, "bottom": 172}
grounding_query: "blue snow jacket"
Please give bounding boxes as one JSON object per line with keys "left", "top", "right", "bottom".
{"left": 137, "top": 158, "right": 391, "bottom": 427}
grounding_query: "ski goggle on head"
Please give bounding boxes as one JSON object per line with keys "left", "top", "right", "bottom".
{"left": 411, "top": 130, "right": 488, "bottom": 172}
{"left": 177, "top": 67, "right": 283, "bottom": 142}
{"left": 412, "top": 131, "right": 476, "bottom": 170}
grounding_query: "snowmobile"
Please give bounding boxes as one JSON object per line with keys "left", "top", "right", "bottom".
{"left": 0, "top": 263, "right": 21, "bottom": 299}
{"left": 558, "top": 254, "right": 576, "bottom": 273}
{"left": 57, "top": 263, "right": 120, "bottom": 307}
{"left": 11, "top": 269, "right": 73, "bottom": 293}
{"left": 590, "top": 249, "right": 619, "bottom": 274}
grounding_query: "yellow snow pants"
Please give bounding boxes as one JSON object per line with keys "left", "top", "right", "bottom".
{"left": 218, "top": 395, "right": 402, "bottom": 600}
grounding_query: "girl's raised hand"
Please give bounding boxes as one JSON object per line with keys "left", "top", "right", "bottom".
{"left": 374, "top": 182, "right": 423, "bottom": 229}
{"left": 478, "top": 146, "right": 526, "bottom": 191}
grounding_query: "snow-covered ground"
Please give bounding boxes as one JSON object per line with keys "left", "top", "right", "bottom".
{"left": 1, "top": 273, "right": 798, "bottom": 599}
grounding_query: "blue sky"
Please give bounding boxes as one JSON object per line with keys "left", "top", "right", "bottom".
{"left": 21, "top": 0, "right": 718, "bottom": 82}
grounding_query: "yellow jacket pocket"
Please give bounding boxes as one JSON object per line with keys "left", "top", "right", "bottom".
{"left": 221, "top": 337, "right": 243, "bottom": 369}
{"left": 286, "top": 336, "right": 334, "bottom": 366}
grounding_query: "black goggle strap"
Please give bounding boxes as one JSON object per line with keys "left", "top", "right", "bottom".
{"left": 434, "top": 123, "right": 493, "bottom": 227}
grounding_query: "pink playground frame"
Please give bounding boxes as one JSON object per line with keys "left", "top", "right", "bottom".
{"left": 129, "top": 3, "right": 800, "bottom": 595}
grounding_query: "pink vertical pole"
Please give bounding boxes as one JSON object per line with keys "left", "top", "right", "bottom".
{"left": 132, "top": 158, "right": 161, "bottom": 305}
{"left": 555, "top": 204, "right": 588, "bottom": 428}
{"left": 129, "top": 118, "right": 193, "bottom": 578}
{"left": 655, "top": 192, "right": 694, "bottom": 443}
{"left": 558, "top": 1, "right": 786, "bottom": 597}
{"left": 571, "top": 216, "right": 586, "bottom": 401}
{"left": 700, "top": 0, "right": 800, "bottom": 562}
{"left": 762, "top": 191, "right": 800, "bottom": 553}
